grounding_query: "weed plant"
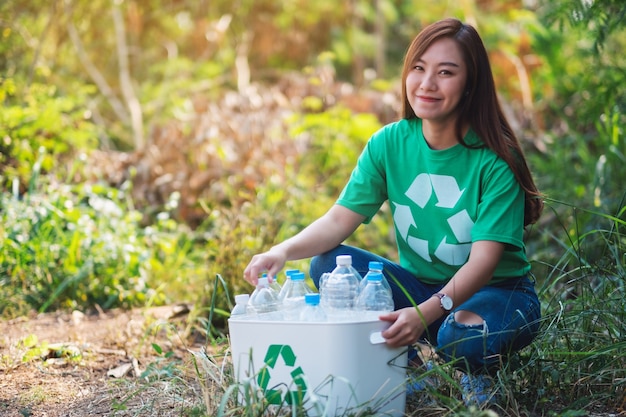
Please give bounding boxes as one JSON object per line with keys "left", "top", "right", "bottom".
{"left": 0, "top": 173, "right": 199, "bottom": 317}
{"left": 519, "top": 200, "right": 626, "bottom": 413}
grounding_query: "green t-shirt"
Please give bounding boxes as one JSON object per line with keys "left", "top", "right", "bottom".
{"left": 337, "top": 118, "right": 530, "bottom": 284}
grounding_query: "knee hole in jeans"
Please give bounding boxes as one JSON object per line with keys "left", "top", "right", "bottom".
{"left": 454, "top": 310, "right": 485, "bottom": 326}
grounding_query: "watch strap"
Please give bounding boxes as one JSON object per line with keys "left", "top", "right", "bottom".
{"left": 432, "top": 292, "right": 453, "bottom": 311}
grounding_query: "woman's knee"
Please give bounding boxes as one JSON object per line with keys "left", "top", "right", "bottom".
{"left": 309, "top": 246, "right": 348, "bottom": 288}
{"left": 436, "top": 312, "right": 495, "bottom": 372}
{"left": 309, "top": 254, "right": 332, "bottom": 288}
{"left": 454, "top": 310, "right": 484, "bottom": 325}
{"left": 309, "top": 245, "right": 375, "bottom": 288}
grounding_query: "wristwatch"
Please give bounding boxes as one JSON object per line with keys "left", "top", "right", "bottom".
{"left": 432, "top": 293, "right": 454, "bottom": 312}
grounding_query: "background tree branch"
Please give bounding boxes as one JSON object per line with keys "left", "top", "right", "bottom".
{"left": 66, "top": 11, "right": 130, "bottom": 127}
{"left": 112, "top": 0, "right": 144, "bottom": 149}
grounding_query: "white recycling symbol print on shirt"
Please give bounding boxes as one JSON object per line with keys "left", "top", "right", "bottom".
{"left": 393, "top": 173, "right": 474, "bottom": 266}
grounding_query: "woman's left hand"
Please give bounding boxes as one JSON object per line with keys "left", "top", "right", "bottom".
{"left": 379, "top": 307, "right": 427, "bottom": 348}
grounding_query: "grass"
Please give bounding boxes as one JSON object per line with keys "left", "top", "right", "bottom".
{"left": 528, "top": 201, "right": 626, "bottom": 412}
{"left": 182, "top": 317, "right": 623, "bottom": 416}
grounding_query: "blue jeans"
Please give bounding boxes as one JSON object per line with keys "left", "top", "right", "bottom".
{"left": 309, "top": 245, "right": 542, "bottom": 374}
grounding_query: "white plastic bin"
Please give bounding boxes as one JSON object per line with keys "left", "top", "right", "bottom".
{"left": 228, "top": 315, "right": 407, "bottom": 417}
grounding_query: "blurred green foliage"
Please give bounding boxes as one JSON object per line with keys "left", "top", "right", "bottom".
{"left": 0, "top": 79, "right": 100, "bottom": 192}
{"left": 528, "top": 0, "right": 625, "bottom": 212}
{"left": 524, "top": 0, "right": 626, "bottom": 280}
{"left": 286, "top": 106, "right": 396, "bottom": 258}
{"left": 0, "top": 176, "right": 175, "bottom": 316}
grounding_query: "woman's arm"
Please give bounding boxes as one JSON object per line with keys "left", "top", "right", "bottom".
{"left": 243, "top": 205, "right": 366, "bottom": 285}
{"left": 380, "top": 240, "right": 505, "bottom": 347}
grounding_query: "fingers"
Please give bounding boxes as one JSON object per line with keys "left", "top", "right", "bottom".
{"left": 243, "top": 255, "right": 265, "bottom": 286}
{"left": 380, "top": 308, "right": 421, "bottom": 348}
{"left": 380, "top": 311, "right": 402, "bottom": 344}
{"left": 243, "top": 252, "right": 286, "bottom": 286}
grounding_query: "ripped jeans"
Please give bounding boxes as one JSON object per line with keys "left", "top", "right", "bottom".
{"left": 309, "top": 245, "right": 542, "bottom": 374}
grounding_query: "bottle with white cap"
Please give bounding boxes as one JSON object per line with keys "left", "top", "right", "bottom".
{"left": 248, "top": 277, "right": 280, "bottom": 316}
{"left": 231, "top": 294, "right": 250, "bottom": 317}
{"left": 319, "top": 255, "right": 362, "bottom": 316}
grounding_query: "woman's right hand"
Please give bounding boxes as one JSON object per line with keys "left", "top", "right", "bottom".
{"left": 242, "top": 205, "right": 365, "bottom": 286}
{"left": 243, "top": 248, "right": 287, "bottom": 286}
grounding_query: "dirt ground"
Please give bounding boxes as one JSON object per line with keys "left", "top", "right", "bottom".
{"left": 0, "top": 306, "right": 212, "bottom": 417}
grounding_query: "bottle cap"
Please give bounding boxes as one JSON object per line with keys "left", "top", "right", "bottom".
{"left": 257, "top": 277, "right": 269, "bottom": 287}
{"left": 285, "top": 269, "right": 299, "bottom": 278}
{"left": 305, "top": 293, "right": 320, "bottom": 305}
{"left": 368, "top": 261, "right": 383, "bottom": 270}
{"left": 235, "top": 294, "right": 250, "bottom": 304}
{"left": 336, "top": 255, "right": 353, "bottom": 265}
{"left": 291, "top": 272, "right": 306, "bottom": 281}
{"left": 367, "top": 272, "right": 383, "bottom": 281}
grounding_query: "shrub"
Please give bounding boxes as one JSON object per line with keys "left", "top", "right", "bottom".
{"left": 0, "top": 175, "right": 186, "bottom": 318}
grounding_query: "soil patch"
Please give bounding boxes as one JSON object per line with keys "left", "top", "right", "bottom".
{"left": 0, "top": 306, "right": 209, "bottom": 417}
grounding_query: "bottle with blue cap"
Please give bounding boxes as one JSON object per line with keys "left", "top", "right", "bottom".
{"left": 358, "top": 261, "right": 391, "bottom": 294}
{"left": 354, "top": 272, "right": 394, "bottom": 314}
{"left": 261, "top": 272, "right": 282, "bottom": 295}
{"left": 278, "top": 269, "right": 301, "bottom": 301}
{"left": 299, "top": 293, "right": 327, "bottom": 322}
{"left": 280, "top": 271, "right": 312, "bottom": 320}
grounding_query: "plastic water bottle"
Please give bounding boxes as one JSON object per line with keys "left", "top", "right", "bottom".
{"left": 280, "top": 271, "right": 312, "bottom": 320}
{"left": 248, "top": 277, "right": 280, "bottom": 315}
{"left": 278, "top": 269, "right": 301, "bottom": 300}
{"left": 320, "top": 255, "right": 362, "bottom": 315}
{"left": 358, "top": 261, "right": 391, "bottom": 294}
{"left": 231, "top": 294, "right": 250, "bottom": 317}
{"left": 299, "top": 293, "right": 327, "bottom": 322}
{"left": 355, "top": 272, "right": 394, "bottom": 313}
{"left": 262, "top": 272, "right": 282, "bottom": 295}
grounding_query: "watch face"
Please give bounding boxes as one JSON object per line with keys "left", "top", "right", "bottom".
{"left": 441, "top": 295, "right": 454, "bottom": 310}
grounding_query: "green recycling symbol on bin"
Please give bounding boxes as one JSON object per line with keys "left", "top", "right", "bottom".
{"left": 257, "top": 344, "right": 307, "bottom": 405}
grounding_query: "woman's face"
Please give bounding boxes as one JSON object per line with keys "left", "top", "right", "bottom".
{"left": 405, "top": 37, "right": 468, "bottom": 126}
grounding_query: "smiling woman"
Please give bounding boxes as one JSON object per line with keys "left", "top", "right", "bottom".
{"left": 243, "top": 17, "right": 545, "bottom": 409}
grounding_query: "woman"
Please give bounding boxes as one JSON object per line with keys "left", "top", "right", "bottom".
{"left": 244, "top": 18, "right": 543, "bottom": 406}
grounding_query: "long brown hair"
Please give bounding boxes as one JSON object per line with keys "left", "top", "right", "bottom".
{"left": 401, "top": 18, "right": 543, "bottom": 226}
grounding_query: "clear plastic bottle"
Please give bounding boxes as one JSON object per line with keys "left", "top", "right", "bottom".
{"left": 299, "top": 293, "right": 327, "bottom": 322}
{"left": 281, "top": 272, "right": 312, "bottom": 320}
{"left": 320, "top": 255, "right": 362, "bottom": 315}
{"left": 248, "top": 277, "right": 280, "bottom": 315}
{"left": 354, "top": 272, "right": 394, "bottom": 313}
{"left": 278, "top": 269, "right": 301, "bottom": 300}
{"left": 358, "top": 261, "right": 391, "bottom": 294}
{"left": 231, "top": 294, "right": 250, "bottom": 317}
{"left": 262, "top": 272, "right": 282, "bottom": 295}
